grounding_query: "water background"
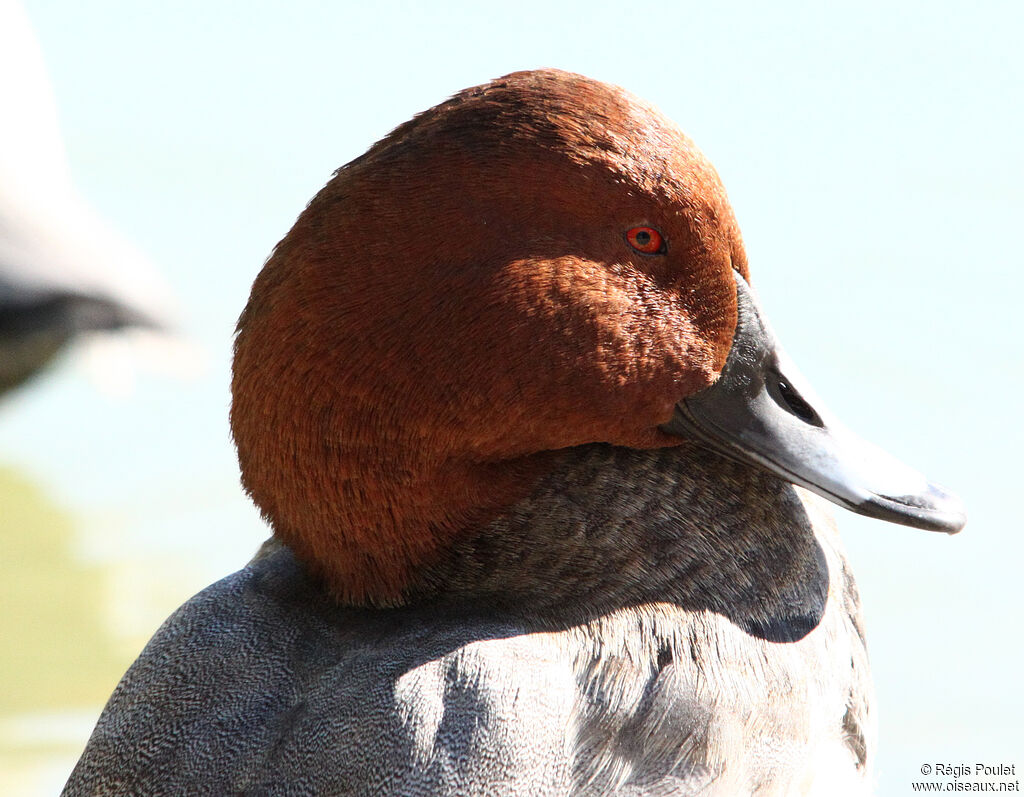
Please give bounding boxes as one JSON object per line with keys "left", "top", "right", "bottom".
{"left": 2, "top": 1, "right": 1021, "bottom": 793}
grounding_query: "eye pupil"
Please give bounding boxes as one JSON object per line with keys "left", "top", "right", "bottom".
{"left": 635, "top": 230, "right": 651, "bottom": 245}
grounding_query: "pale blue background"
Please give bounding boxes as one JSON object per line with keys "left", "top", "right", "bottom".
{"left": 3, "top": 1, "right": 1021, "bottom": 793}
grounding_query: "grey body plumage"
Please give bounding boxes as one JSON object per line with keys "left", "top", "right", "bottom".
{"left": 65, "top": 446, "right": 872, "bottom": 795}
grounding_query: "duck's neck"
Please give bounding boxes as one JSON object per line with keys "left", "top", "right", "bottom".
{"left": 406, "top": 443, "right": 831, "bottom": 634}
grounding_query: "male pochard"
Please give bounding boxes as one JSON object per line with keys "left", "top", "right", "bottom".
{"left": 64, "top": 70, "right": 964, "bottom": 796}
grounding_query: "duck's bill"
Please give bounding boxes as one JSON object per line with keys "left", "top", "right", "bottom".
{"left": 660, "top": 271, "right": 966, "bottom": 534}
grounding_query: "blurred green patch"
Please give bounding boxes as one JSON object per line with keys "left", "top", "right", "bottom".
{"left": 0, "top": 466, "right": 124, "bottom": 715}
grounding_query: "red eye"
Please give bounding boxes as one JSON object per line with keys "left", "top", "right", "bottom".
{"left": 625, "top": 226, "right": 665, "bottom": 254}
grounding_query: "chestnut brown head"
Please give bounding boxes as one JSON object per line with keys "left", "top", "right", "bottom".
{"left": 231, "top": 70, "right": 746, "bottom": 604}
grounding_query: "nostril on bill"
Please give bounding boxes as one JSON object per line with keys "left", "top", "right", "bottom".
{"left": 771, "top": 374, "right": 824, "bottom": 427}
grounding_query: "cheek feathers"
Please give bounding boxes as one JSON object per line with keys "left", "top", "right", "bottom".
{"left": 454, "top": 256, "right": 731, "bottom": 454}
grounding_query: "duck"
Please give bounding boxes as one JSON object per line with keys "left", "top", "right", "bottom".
{"left": 63, "top": 69, "right": 965, "bottom": 796}
{"left": 0, "top": 0, "right": 174, "bottom": 395}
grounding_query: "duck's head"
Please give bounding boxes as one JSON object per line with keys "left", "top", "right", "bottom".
{"left": 231, "top": 69, "right": 964, "bottom": 606}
